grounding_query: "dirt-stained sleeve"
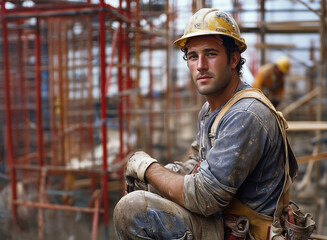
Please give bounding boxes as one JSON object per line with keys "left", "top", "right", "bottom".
{"left": 183, "top": 166, "right": 237, "bottom": 216}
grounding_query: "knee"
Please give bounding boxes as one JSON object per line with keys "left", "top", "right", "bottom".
{"left": 113, "top": 191, "right": 148, "bottom": 237}
{"left": 114, "top": 191, "right": 147, "bottom": 218}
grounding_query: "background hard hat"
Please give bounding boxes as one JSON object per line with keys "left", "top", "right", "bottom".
{"left": 174, "top": 8, "right": 247, "bottom": 53}
{"left": 275, "top": 56, "right": 290, "bottom": 74}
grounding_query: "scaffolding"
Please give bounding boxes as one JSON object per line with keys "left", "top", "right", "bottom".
{"left": 0, "top": 0, "right": 200, "bottom": 239}
{"left": 1, "top": 0, "right": 327, "bottom": 239}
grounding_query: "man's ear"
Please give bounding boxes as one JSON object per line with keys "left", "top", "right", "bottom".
{"left": 231, "top": 51, "right": 240, "bottom": 69}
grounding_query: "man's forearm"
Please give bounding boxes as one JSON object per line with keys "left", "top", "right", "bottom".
{"left": 145, "top": 163, "right": 185, "bottom": 206}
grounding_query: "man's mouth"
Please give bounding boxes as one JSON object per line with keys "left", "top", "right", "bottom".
{"left": 197, "top": 75, "right": 212, "bottom": 83}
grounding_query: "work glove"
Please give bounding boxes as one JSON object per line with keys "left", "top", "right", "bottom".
{"left": 124, "top": 151, "right": 158, "bottom": 192}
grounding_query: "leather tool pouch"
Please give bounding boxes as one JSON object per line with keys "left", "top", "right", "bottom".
{"left": 270, "top": 201, "right": 316, "bottom": 240}
{"left": 224, "top": 213, "right": 249, "bottom": 240}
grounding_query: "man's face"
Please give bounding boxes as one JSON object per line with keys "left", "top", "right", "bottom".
{"left": 186, "top": 36, "right": 233, "bottom": 96}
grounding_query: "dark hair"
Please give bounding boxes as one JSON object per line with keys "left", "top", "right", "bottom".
{"left": 181, "top": 35, "right": 246, "bottom": 78}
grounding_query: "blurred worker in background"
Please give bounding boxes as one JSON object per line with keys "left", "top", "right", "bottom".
{"left": 252, "top": 56, "right": 291, "bottom": 107}
{"left": 114, "top": 8, "right": 298, "bottom": 240}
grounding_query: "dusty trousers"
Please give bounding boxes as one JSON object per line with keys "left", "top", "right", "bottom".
{"left": 113, "top": 190, "right": 224, "bottom": 240}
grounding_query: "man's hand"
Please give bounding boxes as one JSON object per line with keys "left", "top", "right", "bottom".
{"left": 125, "top": 151, "right": 158, "bottom": 188}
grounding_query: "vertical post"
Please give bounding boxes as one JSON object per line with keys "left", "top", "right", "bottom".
{"left": 99, "top": 0, "right": 109, "bottom": 226}
{"left": 35, "top": 18, "right": 44, "bottom": 167}
{"left": 260, "top": 0, "right": 266, "bottom": 65}
{"left": 148, "top": 31, "right": 154, "bottom": 155}
{"left": 35, "top": 17, "right": 44, "bottom": 240}
{"left": 87, "top": 16, "right": 96, "bottom": 191}
{"left": 1, "top": 0, "right": 17, "bottom": 225}
{"left": 47, "top": 19, "right": 58, "bottom": 166}
{"left": 165, "top": 0, "right": 171, "bottom": 160}
{"left": 315, "top": 0, "right": 326, "bottom": 224}
{"left": 125, "top": 0, "right": 131, "bottom": 154}
{"left": 18, "top": 28, "right": 29, "bottom": 158}
{"left": 135, "top": 0, "right": 144, "bottom": 149}
{"left": 118, "top": 0, "right": 124, "bottom": 162}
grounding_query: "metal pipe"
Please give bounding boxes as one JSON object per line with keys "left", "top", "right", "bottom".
{"left": 35, "top": 18, "right": 44, "bottom": 167}
{"left": 14, "top": 200, "right": 104, "bottom": 213}
{"left": 105, "top": 28, "right": 119, "bottom": 94}
{"left": 260, "top": 0, "right": 266, "bottom": 65}
{"left": 99, "top": 0, "right": 109, "bottom": 226}
{"left": 87, "top": 15, "right": 96, "bottom": 191}
{"left": 118, "top": 13, "right": 124, "bottom": 163}
{"left": 165, "top": 0, "right": 171, "bottom": 160}
{"left": 1, "top": 0, "right": 18, "bottom": 225}
{"left": 148, "top": 30, "right": 154, "bottom": 155}
{"left": 57, "top": 19, "right": 66, "bottom": 165}
{"left": 91, "top": 191, "right": 101, "bottom": 240}
{"left": 18, "top": 29, "right": 30, "bottom": 160}
{"left": 125, "top": 0, "right": 132, "bottom": 154}
{"left": 47, "top": 19, "right": 58, "bottom": 166}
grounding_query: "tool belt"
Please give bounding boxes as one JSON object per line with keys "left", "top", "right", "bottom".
{"left": 223, "top": 198, "right": 316, "bottom": 240}
{"left": 224, "top": 198, "right": 272, "bottom": 240}
{"left": 270, "top": 201, "right": 316, "bottom": 240}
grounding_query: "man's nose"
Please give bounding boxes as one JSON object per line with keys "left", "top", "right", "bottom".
{"left": 197, "top": 55, "right": 208, "bottom": 72}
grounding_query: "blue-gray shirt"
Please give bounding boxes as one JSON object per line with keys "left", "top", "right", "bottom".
{"left": 183, "top": 82, "right": 285, "bottom": 217}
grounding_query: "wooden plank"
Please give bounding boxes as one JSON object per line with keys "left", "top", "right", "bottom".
{"left": 297, "top": 151, "right": 327, "bottom": 164}
{"left": 287, "top": 121, "right": 327, "bottom": 131}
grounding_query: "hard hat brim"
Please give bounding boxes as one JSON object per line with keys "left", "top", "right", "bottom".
{"left": 174, "top": 30, "right": 247, "bottom": 53}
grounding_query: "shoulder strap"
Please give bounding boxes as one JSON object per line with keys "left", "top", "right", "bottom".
{"left": 210, "top": 88, "right": 296, "bottom": 224}
{"left": 210, "top": 88, "right": 287, "bottom": 144}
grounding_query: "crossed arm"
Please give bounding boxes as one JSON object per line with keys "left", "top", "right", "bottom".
{"left": 145, "top": 163, "right": 185, "bottom": 207}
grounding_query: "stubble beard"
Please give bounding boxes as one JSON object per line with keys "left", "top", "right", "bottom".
{"left": 194, "top": 74, "right": 231, "bottom": 96}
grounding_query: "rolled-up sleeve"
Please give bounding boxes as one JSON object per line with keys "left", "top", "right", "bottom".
{"left": 183, "top": 166, "right": 237, "bottom": 216}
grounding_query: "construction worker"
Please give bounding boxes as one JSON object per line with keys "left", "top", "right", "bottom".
{"left": 114, "top": 8, "right": 298, "bottom": 239}
{"left": 252, "top": 56, "right": 291, "bottom": 107}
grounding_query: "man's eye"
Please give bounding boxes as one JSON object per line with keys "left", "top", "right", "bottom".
{"left": 207, "top": 52, "right": 217, "bottom": 57}
{"left": 188, "top": 55, "right": 197, "bottom": 60}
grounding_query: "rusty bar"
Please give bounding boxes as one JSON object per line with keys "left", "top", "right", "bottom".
{"left": 18, "top": 28, "right": 30, "bottom": 159}
{"left": 13, "top": 164, "right": 108, "bottom": 175}
{"left": 104, "top": 28, "right": 119, "bottom": 94}
{"left": 14, "top": 200, "right": 104, "bottom": 213}
{"left": 1, "top": 0, "right": 18, "bottom": 225}
{"left": 47, "top": 19, "right": 58, "bottom": 166}
{"left": 148, "top": 31, "right": 154, "bottom": 155}
{"left": 118, "top": 13, "right": 124, "bottom": 162}
{"left": 125, "top": 0, "right": 131, "bottom": 154}
{"left": 37, "top": 168, "right": 47, "bottom": 240}
{"left": 90, "top": 190, "right": 101, "bottom": 240}
{"left": 57, "top": 19, "right": 66, "bottom": 165}
{"left": 62, "top": 20, "right": 70, "bottom": 165}
{"left": 86, "top": 15, "right": 96, "bottom": 191}
{"left": 35, "top": 18, "right": 44, "bottom": 167}
{"left": 165, "top": 0, "right": 171, "bottom": 160}
{"left": 99, "top": 0, "right": 109, "bottom": 225}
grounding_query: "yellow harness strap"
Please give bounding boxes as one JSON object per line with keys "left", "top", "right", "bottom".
{"left": 209, "top": 88, "right": 294, "bottom": 240}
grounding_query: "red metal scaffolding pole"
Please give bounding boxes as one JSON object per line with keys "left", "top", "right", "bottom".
{"left": 1, "top": 0, "right": 18, "bottom": 224}
{"left": 118, "top": 0, "right": 124, "bottom": 164}
{"left": 125, "top": 0, "right": 131, "bottom": 155}
{"left": 35, "top": 18, "right": 44, "bottom": 167}
{"left": 99, "top": 0, "right": 109, "bottom": 226}
{"left": 17, "top": 28, "right": 30, "bottom": 160}
{"left": 148, "top": 31, "right": 154, "bottom": 156}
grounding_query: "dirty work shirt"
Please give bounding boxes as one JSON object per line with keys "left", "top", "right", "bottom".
{"left": 183, "top": 81, "right": 285, "bottom": 217}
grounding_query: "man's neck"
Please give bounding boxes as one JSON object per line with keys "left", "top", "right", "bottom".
{"left": 207, "top": 78, "right": 241, "bottom": 112}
